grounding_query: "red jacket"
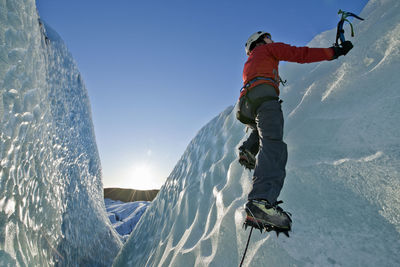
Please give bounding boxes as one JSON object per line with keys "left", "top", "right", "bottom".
{"left": 242, "top": 42, "right": 334, "bottom": 97}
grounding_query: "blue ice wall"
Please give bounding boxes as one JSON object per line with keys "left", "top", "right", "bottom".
{"left": 0, "top": 1, "right": 121, "bottom": 266}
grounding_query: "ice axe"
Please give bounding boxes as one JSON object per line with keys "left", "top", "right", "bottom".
{"left": 335, "top": 9, "right": 364, "bottom": 46}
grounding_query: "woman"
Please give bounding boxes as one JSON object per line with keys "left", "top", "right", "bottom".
{"left": 237, "top": 31, "right": 353, "bottom": 235}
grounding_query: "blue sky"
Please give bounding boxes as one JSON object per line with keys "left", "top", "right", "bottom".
{"left": 36, "top": 0, "right": 368, "bottom": 190}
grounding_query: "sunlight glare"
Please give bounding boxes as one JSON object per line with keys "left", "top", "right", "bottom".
{"left": 128, "top": 162, "right": 160, "bottom": 190}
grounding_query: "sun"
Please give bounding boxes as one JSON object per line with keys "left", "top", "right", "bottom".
{"left": 128, "top": 162, "right": 160, "bottom": 190}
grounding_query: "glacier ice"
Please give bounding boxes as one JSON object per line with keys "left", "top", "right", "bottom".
{"left": 105, "top": 198, "right": 150, "bottom": 241}
{"left": 114, "top": 0, "right": 400, "bottom": 266}
{"left": 0, "top": 0, "right": 121, "bottom": 266}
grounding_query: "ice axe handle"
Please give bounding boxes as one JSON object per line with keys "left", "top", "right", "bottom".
{"left": 336, "top": 10, "right": 364, "bottom": 46}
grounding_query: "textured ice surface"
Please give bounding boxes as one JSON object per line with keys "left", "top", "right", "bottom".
{"left": 0, "top": 1, "right": 121, "bottom": 266}
{"left": 105, "top": 198, "right": 150, "bottom": 240}
{"left": 114, "top": 0, "right": 400, "bottom": 266}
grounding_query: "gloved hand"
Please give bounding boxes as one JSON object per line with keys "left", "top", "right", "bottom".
{"left": 331, "top": 41, "right": 353, "bottom": 59}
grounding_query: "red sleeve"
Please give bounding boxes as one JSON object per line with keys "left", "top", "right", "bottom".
{"left": 266, "top": 42, "right": 334, "bottom": 63}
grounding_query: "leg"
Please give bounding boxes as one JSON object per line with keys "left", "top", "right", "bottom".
{"left": 248, "top": 100, "right": 288, "bottom": 204}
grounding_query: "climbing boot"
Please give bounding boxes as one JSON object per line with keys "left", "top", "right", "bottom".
{"left": 244, "top": 199, "right": 292, "bottom": 237}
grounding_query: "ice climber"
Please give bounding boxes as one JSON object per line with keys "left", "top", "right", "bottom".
{"left": 236, "top": 31, "right": 353, "bottom": 235}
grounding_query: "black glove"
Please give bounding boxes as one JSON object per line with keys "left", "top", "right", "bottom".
{"left": 331, "top": 41, "right": 353, "bottom": 59}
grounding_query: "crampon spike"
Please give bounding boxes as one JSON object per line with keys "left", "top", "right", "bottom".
{"left": 283, "top": 231, "right": 290, "bottom": 238}
{"left": 264, "top": 224, "right": 273, "bottom": 232}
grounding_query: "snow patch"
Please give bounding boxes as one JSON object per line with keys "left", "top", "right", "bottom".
{"left": 363, "top": 57, "right": 374, "bottom": 67}
{"left": 288, "top": 82, "right": 316, "bottom": 118}
{"left": 321, "top": 62, "right": 347, "bottom": 101}
{"left": 332, "top": 151, "right": 384, "bottom": 165}
{"left": 369, "top": 23, "right": 400, "bottom": 73}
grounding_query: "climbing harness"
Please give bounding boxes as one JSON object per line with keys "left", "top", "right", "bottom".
{"left": 237, "top": 77, "right": 283, "bottom": 125}
{"left": 240, "top": 77, "right": 279, "bottom": 94}
{"left": 335, "top": 9, "right": 364, "bottom": 46}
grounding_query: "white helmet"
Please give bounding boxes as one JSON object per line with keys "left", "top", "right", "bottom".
{"left": 245, "top": 31, "right": 270, "bottom": 55}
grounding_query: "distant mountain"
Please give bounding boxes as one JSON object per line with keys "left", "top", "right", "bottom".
{"left": 104, "top": 188, "right": 159, "bottom": 202}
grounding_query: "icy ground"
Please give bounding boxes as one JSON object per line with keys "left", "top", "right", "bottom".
{"left": 114, "top": 0, "right": 400, "bottom": 266}
{"left": 105, "top": 199, "right": 150, "bottom": 241}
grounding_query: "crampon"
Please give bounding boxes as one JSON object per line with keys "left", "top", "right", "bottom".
{"left": 238, "top": 148, "right": 256, "bottom": 170}
{"left": 239, "top": 215, "right": 291, "bottom": 267}
{"left": 243, "top": 215, "right": 291, "bottom": 237}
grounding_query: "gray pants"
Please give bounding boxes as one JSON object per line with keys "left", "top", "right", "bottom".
{"left": 241, "top": 100, "right": 288, "bottom": 204}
